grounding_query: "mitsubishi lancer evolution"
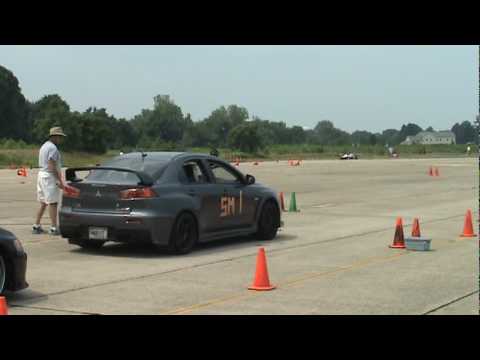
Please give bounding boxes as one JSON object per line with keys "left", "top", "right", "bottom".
{"left": 60, "top": 152, "right": 282, "bottom": 254}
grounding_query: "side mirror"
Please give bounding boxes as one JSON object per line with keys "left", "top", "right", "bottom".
{"left": 245, "top": 174, "right": 255, "bottom": 185}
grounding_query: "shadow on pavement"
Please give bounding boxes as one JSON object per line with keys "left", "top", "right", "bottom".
{"left": 68, "top": 232, "right": 298, "bottom": 258}
{"left": 3, "top": 288, "right": 49, "bottom": 305}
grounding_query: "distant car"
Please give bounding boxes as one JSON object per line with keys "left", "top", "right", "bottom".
{"left": 60, "top": 152, "right": 283, "bottom": 254}
{"left": 340, "top": 153, "right": 358, "bottom": 160}
{"left": 0, "top": 227, "right": 28, "bottom": 294}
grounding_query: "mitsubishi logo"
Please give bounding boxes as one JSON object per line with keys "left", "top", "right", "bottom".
{"left": 95, "top": 190, "right": 102, "bottom": 197}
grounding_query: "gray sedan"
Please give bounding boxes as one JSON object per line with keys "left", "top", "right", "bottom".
{"left": 60, "top": 152, "right": 282, "bottom": 254}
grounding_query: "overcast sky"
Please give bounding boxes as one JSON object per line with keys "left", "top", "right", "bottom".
{"left": 0, "top": 45, "right": 477, "bottom": 133}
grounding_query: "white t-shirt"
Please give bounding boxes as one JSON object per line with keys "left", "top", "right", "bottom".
{"left": 38, "top": 140, "right": 62, "bottom": 174}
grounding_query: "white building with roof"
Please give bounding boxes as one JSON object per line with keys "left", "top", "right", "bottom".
{"left": 401, "top": 131, "right": 456, "bottom": 145}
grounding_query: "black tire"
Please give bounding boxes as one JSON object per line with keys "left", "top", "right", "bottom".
{"left": 168, "top": 212, "right": 198, "bottom": 255}
{"left": 68, "top": 238, "right": 105, "bottom": 250}
{"left": 256, "top": 200, "right": 280, "bottom": 240}
{"left": 0, "top": 254, "right": 6, "bottom": 295}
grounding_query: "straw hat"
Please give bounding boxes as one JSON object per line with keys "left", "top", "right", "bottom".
{"left": 49, "top": 127, "right": 67, "bottom": 137}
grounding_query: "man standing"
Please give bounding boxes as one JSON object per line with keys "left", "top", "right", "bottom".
{"left": 33, "top": 127, "right": 66, "bottom": 235}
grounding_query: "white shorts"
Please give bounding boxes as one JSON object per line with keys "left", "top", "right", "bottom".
{"left": 37, "top": 172, "right": 61, "bottom": 204}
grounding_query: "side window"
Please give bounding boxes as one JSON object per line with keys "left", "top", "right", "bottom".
{"left": 208, "top": 161, "right": 242, "bottom": 184}
{"left": 182, "top": 160, "right": 210, "bottom": 184}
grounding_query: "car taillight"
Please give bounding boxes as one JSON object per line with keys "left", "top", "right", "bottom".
{"left": 119, "top": 187, "right": 157, "bottom": 200}
{"left": 63, "top": 185, "right": 81, "bottom": 198}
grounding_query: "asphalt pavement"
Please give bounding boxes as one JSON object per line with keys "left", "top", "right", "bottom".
{"left": 1, "top": 157, "right": 478, "bottom": 314}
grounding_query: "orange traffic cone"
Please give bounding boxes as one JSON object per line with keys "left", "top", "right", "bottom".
{"left": 434, "top": 167, "right": 439, "bottom": 177}
{"left": 17, "top": 167, "right": 27, "bottom": 183}
{"left": 248, "top": 248, "right": 276, "bottom": 291}
{"left": 389, "top": 217, "right": 406, "bottom": 249}
{"left": 0, "top": 296, "right": 8, "bottom": 315}
{"left": 411, "top": 218, "right": 421, "bottom": 237}
{"left": 460, "top": 209, "right": 476, "bottom": 237}
{"left": 428, "top": 167, "right": 433, "bottom": 176}
{"left": 279, "top": 192, "right": 286, "bottom": 212}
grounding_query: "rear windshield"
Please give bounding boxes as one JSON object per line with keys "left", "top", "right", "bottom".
{"left": 86, "top": 157, "right": 169, "bottom": 184}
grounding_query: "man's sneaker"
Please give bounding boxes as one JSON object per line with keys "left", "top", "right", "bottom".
{"left": 32, "top": 225, "right": 45, "bottom": 234}
{"left": 49, "top": 227, "right": 60, "bottom": 236}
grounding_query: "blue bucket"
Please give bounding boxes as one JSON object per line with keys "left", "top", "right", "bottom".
{"left": 404, "top": 237, "right": 431, "bottom": 251}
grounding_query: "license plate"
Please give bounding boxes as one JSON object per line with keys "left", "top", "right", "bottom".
{"left": 88, "top": 227, "right": 108, "bottom": 240}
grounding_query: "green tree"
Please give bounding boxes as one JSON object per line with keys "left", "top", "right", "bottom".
{"left": 351, "top": 130, "right": 374, "bottom": 145}
{"left": 398, "top": 123, "right": 423, "bottom": 143}
{"left": 253, "top": 119, "right": 277, "bottom": 147}
{"left": 228, "top": 123, "right": 263, "bottom": 153}
{"left": 31, "top": 97, "right": 135, "bottom": 153}
{"left": 131, "top": 96, "right": 188, "bottom": 146}
{"left": 115, "top": 119, "right": 138, "bottom": 149}
{"left": 201, "top": 105, "right": 249, "bottom": 147}
{"left": 452, "top": 121, "right": 477, "bottom": 144}
{"left": 76, "top": 109, "right": 111, "bottom": 153}
{"left": 373, "top": 133, "right": 384, "bottom": 145}
{"left": 227, "top": 105, "right": 249, "bottom": 128}
{"left": 182, "top": 120, "right": 216, "bottom": 147}
{"left": 31, "top": 94, "right": 70, "bottom": 121}
{"left": 0, "top": 65, "right": 31, "bottom": 141}
{"left": 202, "top": 106, "right": 230, "bottom": 146}
{"left": 310, "top": 120, "right": 351, "bottom": 145}
{"left": 34, "top": 112, "right": 83, "bottom": 152}
{"left": 31, "top": 94, "right": 81, "bottom": 151}
{"left": 288, "top": 126, "right": 306, "bottom": 144}
{"left": 380, "top": 129, "right": 400, "bottom": 146}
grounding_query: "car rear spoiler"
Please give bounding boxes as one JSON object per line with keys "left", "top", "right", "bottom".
{"left": 65, "top": 167, "right": 154, "bottom": 186}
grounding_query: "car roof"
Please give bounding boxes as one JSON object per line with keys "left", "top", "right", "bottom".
{"left": 120, "top": 152, "right": 219, "bottom": 162}
{"left": 120, "top": 152, "right": 185, "bottom": 161}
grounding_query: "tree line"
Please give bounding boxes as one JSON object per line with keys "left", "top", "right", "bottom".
{"left": 1, "top": 64, "right": 477, "bottom": 154}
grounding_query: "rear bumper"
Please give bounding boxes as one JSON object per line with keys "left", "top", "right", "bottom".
{"left": 7, "top": 253, "right": 28, "bottom": 291}
{"left": 59, "top": 208, "right": 175, "bottom": 246}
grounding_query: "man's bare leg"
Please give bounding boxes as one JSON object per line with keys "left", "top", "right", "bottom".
{"left": 48, "top": 203, "right": 58, "bottom": 229}
{"left": 35, "top": 202, "right": 47, "bottom": 225}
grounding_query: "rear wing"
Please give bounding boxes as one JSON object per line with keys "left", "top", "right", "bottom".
{"left": 65, "top": 167, "right": 154, "bottom": 186}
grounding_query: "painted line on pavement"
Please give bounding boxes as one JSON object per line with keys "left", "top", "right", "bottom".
{"left": 9, "top": 304, "right": 100, "bottom": 315}
{"left": 9, "top": 214, "right": 471, "bottom": 310}
{"left": 163, "top": 252, "right": 407, "bottom": 315}
{"left": 422, "top": 290, "right": 479, "bottom": 315}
